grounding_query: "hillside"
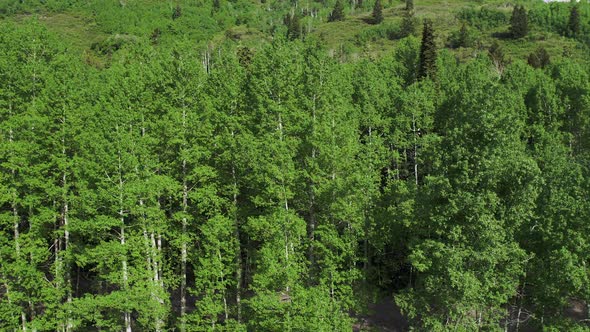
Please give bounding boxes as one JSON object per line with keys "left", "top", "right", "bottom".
{"left": 1, "top": 0, "right": 590, "bottom": 331}
{"left": 2, "top": 0, "right": 589, "bottom": 64}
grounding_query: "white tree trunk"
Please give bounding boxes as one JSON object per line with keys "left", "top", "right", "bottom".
{"left": 117, "top": 125, "right": 132, "bottom": 332}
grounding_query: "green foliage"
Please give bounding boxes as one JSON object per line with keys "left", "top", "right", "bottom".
{"left": 418, "top": 19, "right": 437, "bottom": 80}
{"left": 448, "top": 22, "right": 474, "bottom": 48}
{"left": 372, "top": 0, "right": 383, "bottom": 24}
{"left": 399, "top": 11, "right": 418, "bottom": 39}
{"left": 285, "top": 13, "right": 302, "bottom": 40}
{"left": 568, "top": 5, "right": 581, "bottom": 37}
{"left": 354, "top": 23, "right": 397, "bottom": 45}
{"left": 329, "top": 0, "right": 345, "bottom": 22}
{"left": 510, "top": 5, "right": 529, "bottom": 39}
{"left": 456, "top": 6, "right": 507, "bottom": 30}
{"left": 1, "top": 2, "right": 590, "bottom": 331}
{"left": 527, "top": 46, "right": 550, "bottom": 69}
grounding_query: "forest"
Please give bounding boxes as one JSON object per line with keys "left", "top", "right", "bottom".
{"left": 1, "top": 0, "right": 590, "bottom": 331}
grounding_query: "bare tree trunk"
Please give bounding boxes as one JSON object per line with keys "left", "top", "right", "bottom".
{"left": 516, "top": 306, "right": 522, "bottom": 332}
{"left": 231, "top": 161, "right": 242, "bottom": 323}
{"left": 9, "top": 104, "right": 26, "bottom": 331}
{"left": 117, "top": 125, "right": 132, "bottom": 332}
{"left": 363, "top": 126, "right": 373, "bottom": 278}
{"left": 412, "top": 114, "right": 418, "bottom": 186}
{"left": 218, "top": 250, "right": 229, "bottom": 322}
{"left": 139, "top": 198, "right": 164, "bottom": 332}
{"left": 121, "top": 222, "right": 131, "bottom": 332}
{"left": 308, "top": 95, "right": 317, "bottom": 268}
{"left": 150, "top": 230, "right": 164, "bottom": 332}
{"left": 180, "top": 104, "right": 188, "bottom": 332}
{"left": 61, "top": 111, "right": 73, "bottom": 332}
{"left": 278, "top": 112, "right": 292, "bottom": 295}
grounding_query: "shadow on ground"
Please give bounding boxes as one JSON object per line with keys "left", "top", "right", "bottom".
{"left": 353, "top": 297, "right": 408, "bottom": 332}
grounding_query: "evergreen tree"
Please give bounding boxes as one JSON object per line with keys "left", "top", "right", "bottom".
{"left": 528, "top": 47, "right": 550, "bottom": 69}
{"left": 405, "top": 0, "right": 413, "bottom": 11}
{"left": 568, "top": 5, "right": 580, "bottom": 37}
{"left": 372, "top": 0, "right": 383, "bottom": 24}
{"left": 399, "top": 11, "right": 417, "bottom": 38}
{"left": 510, "top": 5, "right": 528, "bottom": 39}
{"left": 285, "top": 13, "right": 302, "bottom": 40}
{"left": 328, "top": 0, "right": 345, "bottom": 22}
{"left": 418, "top": 19, "right": 437, "bottom": 80}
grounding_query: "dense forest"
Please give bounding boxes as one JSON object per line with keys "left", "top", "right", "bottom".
{"left": 1, "top": 0, "right": 590, "bottom": 331}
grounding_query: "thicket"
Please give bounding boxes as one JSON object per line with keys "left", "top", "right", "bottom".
{"left": 528, "top": 1, "right": 590, "bottom": 42}
{"left": 456, "top": 6, "right": 507, "bottom": 30}
{"left": 372, "top": 0, "right": 383, "bottom": 24}
{"left": 510, "top": 5, "right": 529, "bottom": 38}
{"left": 1, "top": 0, "right": 590, "bottom": 331}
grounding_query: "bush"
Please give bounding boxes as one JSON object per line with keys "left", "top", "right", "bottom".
{"left": 399, "top": 11, "right": 419, "bottom": 38}
{"left": 372, "top": 0, "right": 383, "bottom": 24}
{"left": 355, "top": 23, "right": 397, "bottom": 45}
{"left": 91, "top": 34, "right": 138, "bottom": 55}
{"left": 328, "top": 0, "right": 345, "bottom": 22}
{"left": 457, "top": 6, "right": 507, "bottom": 30}
{"left": 510, "top": 5, "right": 528, "bottom": 38}
{"left": 448, "top": 22, "right": 475, "bottom": 48}
{"left": 527, "top": 47, "right": 550, "bottom": 69}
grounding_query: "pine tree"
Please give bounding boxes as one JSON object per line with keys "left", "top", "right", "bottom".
{"left": 568, "top": 5, "right": 580, "bottom": 37}
{"left": 510, "top": 5, "right": 528, "bottom": 39}
{"left": 528, "top": 47, "right": 550, "bottom": 69}
{"left": 372, "top": 0, "right": 383, "bottom": 24}
{"left": 399, "top": 11, "right": 417, "bottom": 38}
{"left": 405, "top": 0, "right": 413, "bottom": 11}
{"left": 285, "top": 13, "right": 302, "bottom": 40}
{"left": 329, "top": 0, "right": 345, "bottom": 22}
{"left": 418, "top": 19, "right": 437, "bottom": 80}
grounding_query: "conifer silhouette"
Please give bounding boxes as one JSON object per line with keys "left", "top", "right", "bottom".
{"left": 418, "top": 19, "right": 437, "bottom": 80}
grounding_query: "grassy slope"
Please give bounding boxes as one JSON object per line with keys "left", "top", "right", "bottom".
{"left": 310, "top": 0, "right": 584, "bottom": 63}
{"left": 12, "top": 12, "right": 107, "bottom": 53}
{"left": 1, "top": 0, "right": 587, "bottom": 65}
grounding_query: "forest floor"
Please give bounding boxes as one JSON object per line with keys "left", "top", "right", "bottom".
{"left": 353, "top": 297, "right": 589, "bottom": 331}
{"left": 353, "top": 297, "right": 408, "bottom": 331}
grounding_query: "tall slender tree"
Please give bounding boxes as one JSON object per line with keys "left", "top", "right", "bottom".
{"left": 372, "top": 0, "right": 383, "bottom": 24}
{"left": 329, "top": 0, "right": 345, "bottom": 22}
{"left": 510, "top": 5, "right": 528, "bottom": 39}
{"left": 418, "top": 19, "right": 437, "bottom": 80}
{"left": 568, "top": 5, "right": 580, "bottom": 37}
